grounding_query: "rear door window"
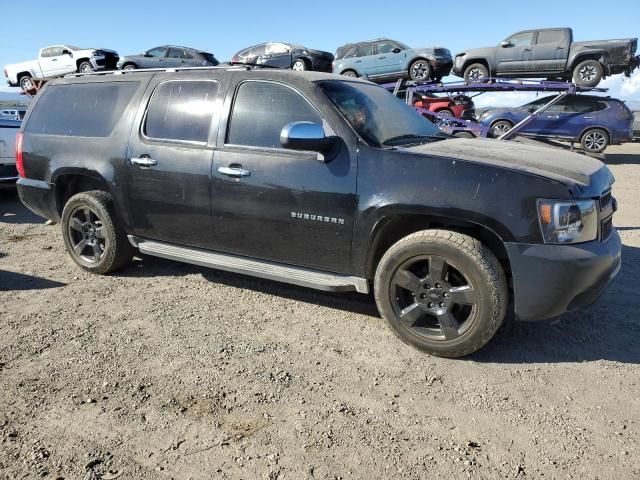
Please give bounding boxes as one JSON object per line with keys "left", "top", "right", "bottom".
{"left": 227, "top": 81, "right": 322, "bottom": 149}
{"left": 143, "top": 80, "right": 219, "bottom": 143}
{"left": 536, "top": 30, "right": 565, "bottom": 45}
{"left": 356, "top": 44, "right": 374, "bottom": 57}
{"left": 24, "top": 82, "right": 139, "bottom": 137}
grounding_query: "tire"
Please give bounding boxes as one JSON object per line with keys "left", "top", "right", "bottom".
{"left": 341, "top": 70, "right": 358, "bottom": 78}
{"left": 374, "top": 230, "right": 508, "bottom": 358}
{"left": 490, "top": 120, "right": 513, "bottom": 138}
{"left": 19, "top": 75, "right": 33, "bottom": 91}
{"left": 78, "top": 61, "right": 93, "bottom": 73}
{"left": 409, "top": 59, "right": 431, "bottom": 82}
{"left": 122, "top": 63, "right": 136, "bottom": 71}
{"left": 572, "top": 59, "right": 603, "bottom": 87}
{"left": 580, "top": 128, "right": 609, "bottom": 154}
{"left": 61, "top": 190, "right": 134, "bottom": 274}
{"left": 463, "top": 63, "right": 489, "bottom": 82}
{"left": 292, "top": 59, "right": 307, "bottom": 71}
{"left": 438, "top": 109, "right": 454, "bottom": 117}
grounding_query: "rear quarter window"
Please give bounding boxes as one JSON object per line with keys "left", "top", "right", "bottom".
{"left": 24, "top": 82, "right": 139, "bottom": 137}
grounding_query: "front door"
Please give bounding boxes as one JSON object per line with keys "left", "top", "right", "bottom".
{"left": 373, "top": 40, "right": 405, "bottom": 78}
{"left": 496, "top": 31, "right": 535, "bottom": 74}
{"left": 263, "top": 43, "right": 294, "bottom": 69}
{"left": 126, "top": 74, "right": 224, "bottom": 248}
{"left": 212, "top": 79, "right": 357, "bottom": 273}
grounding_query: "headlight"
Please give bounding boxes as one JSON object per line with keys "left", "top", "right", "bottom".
{"left": 537, "top": 199, "right": 598, "bottom": 244}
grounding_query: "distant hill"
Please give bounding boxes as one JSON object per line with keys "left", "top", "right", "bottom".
{"left": 0, "top": 90, "right": 30, "bottom": 108}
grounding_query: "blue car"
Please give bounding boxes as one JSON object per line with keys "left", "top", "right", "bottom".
{"left": 478, "top": 94, "right": 634, "bottom": 153}
{"left": 333, "top": 38, "right": 452, "bottom": 83}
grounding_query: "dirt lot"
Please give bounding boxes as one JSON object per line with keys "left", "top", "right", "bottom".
{"left": 1, "top": 143, "right": 639, "bottom": 480}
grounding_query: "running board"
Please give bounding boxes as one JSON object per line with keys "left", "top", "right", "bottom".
{"left": 128, "top": 236, "right": 369, "bottom": 294}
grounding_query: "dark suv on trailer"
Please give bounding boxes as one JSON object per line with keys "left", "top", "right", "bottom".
{"left": 117, "top": 45, "right": 219, "bottom": 71}
{"left": 16, "top": 67, "right": 620, "bottom": 358}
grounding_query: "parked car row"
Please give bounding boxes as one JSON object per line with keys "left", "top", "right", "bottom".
{"left": 5, "top": 26, "right": 638, "bottom": 90}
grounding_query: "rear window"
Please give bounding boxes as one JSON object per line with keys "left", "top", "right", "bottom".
{"left": 144, "top": 80, "right": 219, "bottom": 143}
{"left": 24, "top": 82, "right": 139, "bottom": 137}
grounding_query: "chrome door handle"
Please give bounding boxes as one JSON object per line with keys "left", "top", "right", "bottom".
{"left": 218, "top": 166, "right": 250, "bottom": 178}
{"left": 546, "top": 115, "right": 559, "bottom": 119}
{"left": 130, "top": 156, "right": 157, "bottom": 167}
{"left": 523, "top": 48, "right": 532, "bottom": 52}
{"left": 583, "top": 115, "right": 593, "bottom": 119}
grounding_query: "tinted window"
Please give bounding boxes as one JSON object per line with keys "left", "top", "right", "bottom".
{"left": 25, "top": 82, "right": 139, "bottom": 137}
{"left": 564, "top": 97, "right": 607, "bottom": 113}
{"left": 41, "top": 48, "right": 52, "bottom": 58}
{"left": 202, "top": 53, "right": 219, "bottom": 65}
{"left": 356, "top": 44, "right": 374, "bottom": 57}
{"left": 227, "top": 81, "right": 322, "bottom": 149}
{"left": 266, "top": 42, "right": 290, "bottom": 54}
{"left": 250, "top": 45, "right": 267, "bottom": 57}
{"left": 144, "top": 81, "right": 218, "bottom": 143}
{"left": 536, "top": 30, "right": 565, "bottom": 45}
{"left": 147, "top": 47, "right": 166, "bottom": 58}
{"left": 506, "top": 32, "right": 534, "bottom": 47}
{"left": 50, "top": 46, "right": 64, "bottom": 57}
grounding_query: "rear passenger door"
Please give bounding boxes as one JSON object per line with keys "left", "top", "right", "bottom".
{"left": 531, "top": 29, "right": 570, "bottom": 72}
{"left": 126, "top": 73, "right": 227, "bottom": 248}
{"left": 211, "top": 78, "right": 357, "bottom": 273}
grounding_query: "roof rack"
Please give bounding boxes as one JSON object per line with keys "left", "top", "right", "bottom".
{"left": 64, "top": 65, "right": 248, "bottom": 78}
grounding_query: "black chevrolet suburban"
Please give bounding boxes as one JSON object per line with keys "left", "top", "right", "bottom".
{"left": 16, "top": 67, "right": 621, "bottom": 357}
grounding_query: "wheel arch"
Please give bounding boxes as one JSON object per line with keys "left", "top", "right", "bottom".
{"left": 339, "top": 68, "right": 358, "bottom": 76}
{"left": 364, "top": 212, "right": 513, "bottom": 283}
{"left": 75, "top": 57, "right": 92, "bottom": 70}
{"left": 578, "top": 125, "right": 611, "bottom": 143}
{"left": 569, "top": 52, "right": 606, "bottom": 72}
{"left": 53, "top": 169, "right": 111, "bottom": 217}
{"left": 462, "top": 58, "right": 492, "bottom": 75}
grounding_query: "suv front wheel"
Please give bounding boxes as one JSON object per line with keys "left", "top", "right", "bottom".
{"left": 374, "top": 230, "right": 508, "bottom": 358}
{"left": 61, "top": 190, "right": 134, "bottom": 274}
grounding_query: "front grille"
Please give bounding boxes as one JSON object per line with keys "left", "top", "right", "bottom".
{"left": 601, "top": 216, "right": 613, "bottom": 241}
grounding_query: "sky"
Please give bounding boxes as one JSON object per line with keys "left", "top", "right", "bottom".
{"left": 1, "top": 0, "right": 639, "bottom": 106}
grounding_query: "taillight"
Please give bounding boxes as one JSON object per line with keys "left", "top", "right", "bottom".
{"left": 15, "top": 132, "right": 25, "bottom": 178}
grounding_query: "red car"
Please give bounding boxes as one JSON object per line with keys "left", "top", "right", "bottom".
{"left": 413, "top": 93, "right": 475, "bottom": 120}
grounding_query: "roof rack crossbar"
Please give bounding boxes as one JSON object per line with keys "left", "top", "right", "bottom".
{"left": 64, "top": 65, "right": 249, "bottom": 78}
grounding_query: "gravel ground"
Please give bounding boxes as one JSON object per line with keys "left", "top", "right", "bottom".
{"left": 1, "top": 143, "right": 639, "bottom": 480}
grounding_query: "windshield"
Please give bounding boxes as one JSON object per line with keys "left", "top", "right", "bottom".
{"left": 316, "top": 80, "right": 442, "bottom": 147}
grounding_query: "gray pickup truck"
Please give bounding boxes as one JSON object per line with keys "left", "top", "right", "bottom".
{"left": 453, "top": 28, "right": 639, "bottom": 87}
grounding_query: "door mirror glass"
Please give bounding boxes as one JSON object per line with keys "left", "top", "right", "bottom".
{"left": 280, "top": 122, "right": 336, "bottom": 155}
{"left": 392, "top": 47, "right": 402, "bottom": 53}
{"left": 143, "top": 52, "right": 150, "bottom": 57}
{"left": 61, "top": 49, "right": 71, "bottom": 55}
{"left": 500, "top": 41, "right": 513, "bottom": 48}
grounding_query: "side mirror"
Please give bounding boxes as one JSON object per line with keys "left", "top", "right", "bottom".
{"left": 280, "top": 122, "right": 337, "bottom": 156}
{"left": 61, "top": 49, "right": 71, "bottom": 55}
{"left": 142, "top": 52, "right": 150, "bottom": 57}
{"left": 392, "top": 47, "right": 402, "bottom": 53}
{"left": 500, "top": 41, "right": 513, "bottom": 48}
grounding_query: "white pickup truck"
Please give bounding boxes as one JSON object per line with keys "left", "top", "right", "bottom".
{"left": 4, "top": 45, "right": 119, "bottom": 90}
{"left": 0, "top": 119, "right": 20, "bottom": 188}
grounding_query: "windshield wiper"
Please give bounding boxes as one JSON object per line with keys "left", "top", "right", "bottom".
{"left": 382, "top": 134, "right": 437, "bottom": 146}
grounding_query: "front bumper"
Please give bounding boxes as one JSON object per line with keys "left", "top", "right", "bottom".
{"left": 506, "top": 230, "right": 622, "bottom": 321}
{"left": 90, "top": 53, "right": 119, "bottom": 71}
{"left": 16, "top": 178, "right": 57, "bottom": 221}
{"left": 431, "top": 60, "right": 453, "bottom": 78}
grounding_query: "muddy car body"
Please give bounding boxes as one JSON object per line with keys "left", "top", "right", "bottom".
{"left": 16, "top": 68, "right": 620, "bottom": 357}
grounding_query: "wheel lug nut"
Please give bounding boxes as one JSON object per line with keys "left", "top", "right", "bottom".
{"left": 439, "top": 302, "right": 446, "bottom": 308}
{"left": 443, "top": 293, "right": 450, "bottom": 298}
{"left": 428, "top": 303, "right": 434, "bottom": 308}
{"left": 435, "top": 283, "right": 441, "bottom": 288}
{"left": 424, "top": 284, "right": 430, "bottom": 289}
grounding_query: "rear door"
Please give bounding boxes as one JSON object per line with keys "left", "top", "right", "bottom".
{"left": 496, "top": 31, "right": 535, "bottom": 73}
{"left": 165, "top": 48, "right": 187, "bottom": 68}
{"left": 531, "top": 29, "right": 570, "bottom": 73}
{"left": 350, "top": 43, "right": 377, "bottom": 78}
{"left": 211, "top": 78, "right": 357, "bottom": 272}
{"left": 126, "top": 72, "right": 227, "bottom": 248}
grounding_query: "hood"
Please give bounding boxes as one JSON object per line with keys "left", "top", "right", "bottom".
{"left": 456, "top": 46, "right": 496, "bottom": 58}
{"left": 404, "top": 137, "right": 612, "bottom": 193}
{"left": 412, "top": 47, "right": 451, "bottom": 58}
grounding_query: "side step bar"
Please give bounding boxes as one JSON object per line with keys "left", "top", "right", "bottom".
{"left": 128, "top": 236, "right": 369, "bottom": 294}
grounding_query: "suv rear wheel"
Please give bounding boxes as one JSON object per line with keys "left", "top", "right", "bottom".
{"left": 341, "top": 70, "right": 358, "bottom": 78}
{"left": 374, "top": 230, "right": 507, "bottom": 357}
{"left": 61, "top": 191, "right": 134, "bottom": 274}
{"left": 580, "top": 128, "right": 609, "bottom": 153}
